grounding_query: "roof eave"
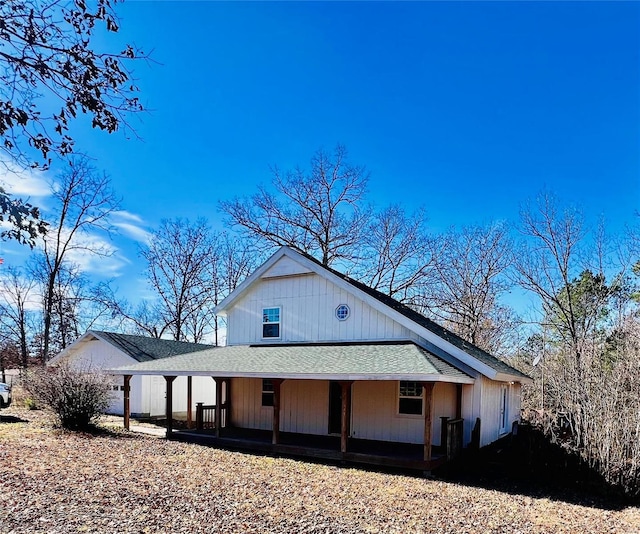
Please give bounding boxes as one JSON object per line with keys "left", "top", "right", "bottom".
{"left": 494, "top": 372, "right": 534, "bottom": 385}
{"left": 106, "top": 368, "right": 475, "bottom": 384}
{"left": 47, "top": 331, "right": 99, "bottom": 365}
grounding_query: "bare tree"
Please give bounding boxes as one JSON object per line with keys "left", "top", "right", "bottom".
{"left": 355, "top": 205, "right": 432, "bottom": 302}
{"left": 34, "top": 157, "right": 119, "bottom": 362}
{"left": 513, "top": 194, "right": 589, "bottom": 362}
{"left": 221, "top": 145, "right": 370, "bottom": 267}
{"left": 0, "top": 266, "right": 38, "bottom": 368}
{"left": 139, "top": 218, "right": 217, "bottom": 343}
{"left": 513, "top": 193, "right": 640, "bottom": 496}
{"left": 208, "top": 233, "right": 260, "bottom": 345}
{"left": 418, "top": 222, "right": 516, "bottom": 355}
{"left": 0, "top": 339, "right": 21, "bottom": 383}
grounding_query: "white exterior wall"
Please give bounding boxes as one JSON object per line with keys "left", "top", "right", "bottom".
{"left": 281, "top": 380, "right": 329, "bottom": 434}
{"left": 231, "top": 377, "right": 273, "bottom": 430}
{"left": 56, "top": 339, "right": 142, "bottom": 415}
{"left": 231, "top": 378, "right": 329, "bottom": 433}
{"left": 226, "top": 273, "right": 412, "bottom": 345}
{"left": 146, "top": 375, "right": 217, "bottom": 418}
{"left": 479, "top": 377, "right": 520, "bottom": 447}
{"left": 56, "top": 338, "right": 216, "bottom": 417}
{"left": 232, "top": 378, "right": 458, "bottom": 445}
{"left": 460, "top": 383, "right": 475, "bottom": 447}
{"left": 351, "top": 381, "right": 457, "bottom": 445}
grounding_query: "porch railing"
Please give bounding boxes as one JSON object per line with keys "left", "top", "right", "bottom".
{"left": 195, "top": 402, "right": 228, "bottom": 431}
{"left": 440, "top": 417, "right": 464, "bottom": 460}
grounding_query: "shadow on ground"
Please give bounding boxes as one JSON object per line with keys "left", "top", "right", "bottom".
{"left": 434, "top": 424, "right": 635, "bottom": 511}
{"left": 0, "top": 414, "right": 28, "bottom": 424}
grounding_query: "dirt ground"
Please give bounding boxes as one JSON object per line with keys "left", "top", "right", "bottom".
{"left": 1, "top": 407, "right": 638, "bottom": 534}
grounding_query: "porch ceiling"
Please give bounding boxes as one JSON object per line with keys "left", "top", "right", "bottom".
{"left": 109, "top": 341, "right": 474, "bottom": 384}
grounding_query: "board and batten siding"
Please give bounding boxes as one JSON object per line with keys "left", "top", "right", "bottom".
{"left": 351, "top": 381, "right": 457, "bottom": 445}
{"left": 232, "top": 377, "right": 458, "bottom": 445}
{"left": 225, "top": 273, "right": 412, "bottom": 345}
{"left": 57, "top": 338, "right": 217, "bottom": 417}
{"left": 58, "top": 338, "right": 144, "bottom": 415}
{"left": 479, "top": 377, "right": 521, "bottom": 447}
{"left": 231, "top": 378, "right": 328, "bottom": 434}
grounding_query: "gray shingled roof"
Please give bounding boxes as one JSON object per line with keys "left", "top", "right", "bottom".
{"left": 295, "top": 251, "right": 530, "bottom": 381}
{"left": 90, "top": 331, "right": 214, "bottom": 363}
{"left": 111, "top": 341, "right": 474, "bottom": 383}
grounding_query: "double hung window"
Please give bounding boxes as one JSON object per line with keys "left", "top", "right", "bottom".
{"left": 398, "top": 381, "right": 423, "bottom": 415}
{"left": 262, "top": 307, "right": 281, "bottom": 338}
{"left": 262, "top": 379, "right": 275, "bottom": 407}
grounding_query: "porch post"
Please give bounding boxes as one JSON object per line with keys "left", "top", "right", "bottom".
{"left": 186, "top": 376, "right": 193, "bottom": 429}
{"left": 123, "top": 375, "right": 131, "bottom": 430}
{"left": 224, "top": 378, "right": 231, "bottom": 427}
{"left": 272, "top": 379, "right": 283, "bottom": 445}
{"left": 340, "top": 381, "right": 353, "bottom": 454}
{"left": 422, "top": 382, "right": 435, "bottom": 462}
{"left": 165, "top": 376, "right": 176, "bottom": 437}
{"left": 456, "top": 384, "right": 463, "bottom": 420}
{"left": 214, "top": 377, "right": 223, "bottom": 438}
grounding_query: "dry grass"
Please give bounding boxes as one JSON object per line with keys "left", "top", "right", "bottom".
{"left": 1, "top": 407, "right": 638, "bottom": 534}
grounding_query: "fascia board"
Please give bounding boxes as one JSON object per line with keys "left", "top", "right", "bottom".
{"left": 106, "top": 368, "right": 475, "bottom": 383}
{"left": 495, "top": 372, "right": 534, "bottom": 385}
{"left": 47, "top": 331, "right": 96, "bottom": 365}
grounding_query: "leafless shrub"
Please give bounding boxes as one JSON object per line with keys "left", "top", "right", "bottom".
{"left": 23, "top": 363, "right": 112, "bottom": 430}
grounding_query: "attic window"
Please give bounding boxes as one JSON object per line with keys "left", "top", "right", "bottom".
{"left": 262, "top": 307, "right": 281, "bottom": 338}
{"left": 335, "top": 304, "right": 350, "bottom": 321}
{"left": 398, "top": 381, "right": 423, "bottom": 415}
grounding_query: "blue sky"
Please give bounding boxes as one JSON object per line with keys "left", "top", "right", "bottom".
{"left": 1, "top": 1, "right": 638, "bottom": 304}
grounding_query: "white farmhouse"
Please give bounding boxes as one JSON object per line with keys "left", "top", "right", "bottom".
{"left": 111, "top": 246, "right": 531, "bottom": 470}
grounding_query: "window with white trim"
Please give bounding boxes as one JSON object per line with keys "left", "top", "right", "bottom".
{"left": 398, "top": 381, "right": 423, "bottom": 415}
{"left": 335, "top": 304, "right": 350, "bottom": 321}
{"left": 262, "top": 307, "right": 281, "bottom": 338}
{"left": 262, "top": 379, "right": 274, "bottom": 407}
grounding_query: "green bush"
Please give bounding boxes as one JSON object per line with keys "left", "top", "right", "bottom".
{"left": 23, "top": 363, "right": 112, "bottom": 430}
{"left": 24, "top": 397, "right": 39, "bottom": 410}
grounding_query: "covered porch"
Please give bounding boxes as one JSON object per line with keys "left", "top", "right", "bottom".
{"left": 114, "top": 342, "right": 473, "bottom": 472}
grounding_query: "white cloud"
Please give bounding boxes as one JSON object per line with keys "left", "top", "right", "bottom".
{"left": 113, "top": 210, "right": 144, "bottom": 224}
{"left": 0, "top": 273, "right": 42, "bottom": 312}
{"left": 112, "top": 211, "right": 153, "bottom": 243}
{"left": 67, "top": 251, "right": 129, "bottom": 278}
{"left": 0, "top": 162, "right": 51, "bottom": 199}
{"left": 113, "top": 221, "right": 153, "bottom": 243}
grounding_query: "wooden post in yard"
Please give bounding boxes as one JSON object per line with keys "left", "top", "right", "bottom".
{"left": 165, "top": 376, "right": 176, "bottom": 437}
{"left": 123, "top": 375, "right": 132, "bottom": 430}
{"left": 272, "top": 379, "right": 283, "bottom": 445}
{"left": 187, "top": 376, "right": 193, "bottom": 429}
{"left": 340, "top": 381, "right": 353, "bottom": 454}
{"left": 214, "top": 377, "right": 223, "bottom": 438}
{"left": 422, "top": 382, "right": 435, "bottom": 462}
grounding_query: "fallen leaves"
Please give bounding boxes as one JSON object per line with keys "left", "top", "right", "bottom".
{"left": 0, "top": 408, "right": 638, "bottom": 534}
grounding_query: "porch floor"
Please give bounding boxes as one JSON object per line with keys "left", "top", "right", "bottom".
{"left": 170, "top": 426, "right": 446, "bottom": 472}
